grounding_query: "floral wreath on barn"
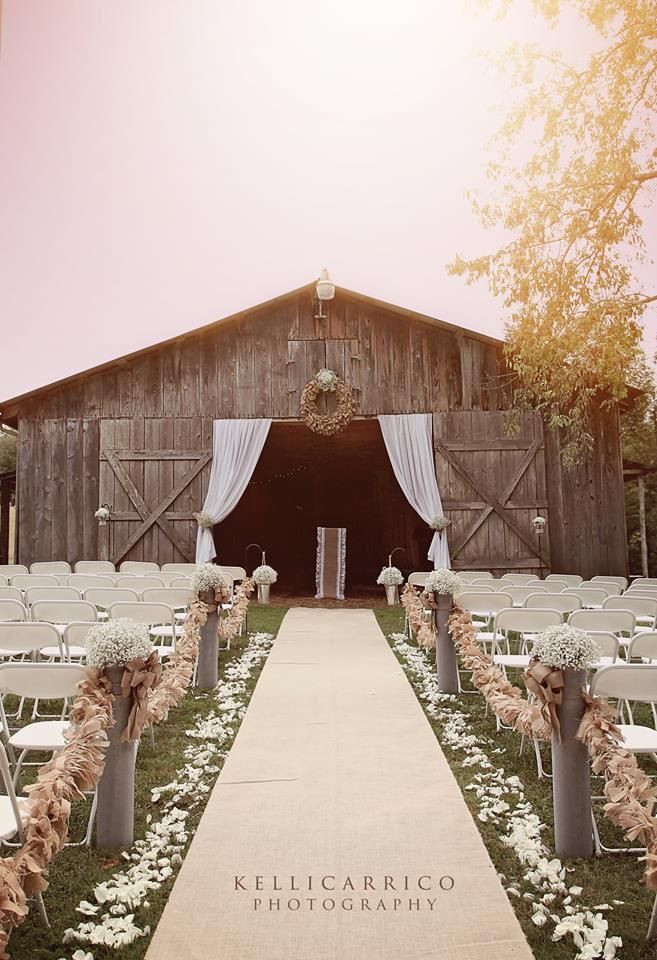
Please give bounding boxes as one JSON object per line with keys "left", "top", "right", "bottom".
{"left": 300, "top": 368, "right": 355, "bottom": 436}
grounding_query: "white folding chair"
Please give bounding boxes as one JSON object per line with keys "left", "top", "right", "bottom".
{"left": 0, "top": 576, "right": 7, "bottom": 588}
{"left": 545, "top": 573, "right": 583, "bottom": 587}
{"left": 66, "top": 574, "right": 115, "bottom": 591}
{"left": 538, "top": 578, "right": 570, "bottom": 592}
{"left": 0, "top": 741, "right": 49, "bottom": 924}
{"left": 30, "top": 600, "right": 98, "bottom": 629}
{"left": 0, "top": 622, "right": 60, "bottom": 661}
{"left": 74, "top": 560, "right": 116, "bottom": 574}
{"left": 84, "top": 587, "right": 140, "bottom": 619}
{"left": 589, "top": 664, "right": 657, "bottom": 853}
{"left": 628, "top": 632, "right": 657, "bottom": 663}
{"left": 524, "top": 592, "right": 582, "bottom": 616}
{"left": 492, "top": 607, "right": 563, "bottom": 655}
{"left": 221, "top": 565, "right": 247, "bottom": 583}
{"left": 630, "top": 578, "right": 657, "bottom": 588}
{"left": 455, "top": 571, "right": 493, "bottom": 583}
{"left": 408, "top": 572, "right": 431, "bottom": 587}
{"left": 568, "top": 609, "right": 636, "bottom": 651}
{"left": 108, "top": 601, "right": 178, "bottom": 658}
{"left": 504, "top": 584, "right": 549, "bottom": 607}
{"left": 142, "top": 588, "right": 193, "bottom": 622}
{"left": 61, "top": 622, "right": 95, "bottom": 660}
{"left": 627, "top": 586, "right": 657, "bottom": 597}
{"left": 24, "top": 587, "right": 82, "bottom": 607}
{"left": 568, "top": 608, "right": 636, "bottom": 632}
{"left": 592, "top": 575, "right": 628, "bottom": 591}
{"left": 587, "top": 631, "right": 620, "bottom": 666}
{"left": 119, "top": 561, "right": 160, "bottom": 574}
{"left": 0, "top": 600, "right": 28, "bottom": 622}
{"left": 501, "top": 574, "right": 541, "bottom": 586}
{"left": 170, "top": 577, "right": 193, "bottom": 590}
{"left": 603, "top": 595, "right": 657, "bottom": 630}
{"left": 162, "top": 563, "right": 198, "bottom": 574}
{"left": 144, "top": 571, "right": 188, "bottom": 586}
{"left": 10, "top": 575, "right": 59, "bottom": 590}
{"left": 0, "top": 587, "right": 24, "bottom": 604}
{"left": 457, "top": 592, "right": 513, "bottom": 651}
{"left": 580, "top": 580, "right": 621, "bottom": 597}
{"left": 562, "top": 587, "right": 609, "bottom": 609}
{"left": 454, "top": 584, "right": 495, "bottom": 595}
{"left": 29, "top": 561, "right": 72, "bottom": 575}
{"left": 116, "top": 575, "right": 165, "bottom": 595}
{"left": 0, "top": 662, "right": 96, "bottom": 845}
{"left": 0, "top": 565, "right": 28, "bottom": 578}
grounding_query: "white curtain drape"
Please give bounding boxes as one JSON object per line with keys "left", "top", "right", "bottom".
{"left": 378, "top": 413, "right": 451, "bottom": 569}
{"left": 195, "top": 419, "right": 272, "bottom": 564}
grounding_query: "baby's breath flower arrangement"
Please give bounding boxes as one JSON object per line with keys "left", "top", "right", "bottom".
{"left": 315, "top": 368, "right": 338, "bottom": 392}
{"left": 430, "top": 516, "right": 451, "bottom": 532}
{"left": 193, "top": 510, "right": 216, "bottom": 529}
{"left": 94, "top": 505, "right": 111, "bottom": 525}
{"left": 531, "top": 625, "right": 601, "bottom": 671}
{"left": 376, "top": 566, "right": 404, "bottom": 586}
{"left": 425, "top": 568, "right": 463, "bottom": 595}
{"left": 86, "top": 619, "right": 153, "bottom": 668}
{"left": 252, "top": 564, "right": 278, "bottom": 585}
{"left": 191, "top": 563, "right": 231, "bottom": 594}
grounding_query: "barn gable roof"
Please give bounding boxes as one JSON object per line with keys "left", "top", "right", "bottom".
{"left": 0, "top": 282, "right": 503, "bottom": 420}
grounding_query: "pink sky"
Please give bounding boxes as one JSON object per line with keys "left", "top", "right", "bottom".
{"left": 1, "top": 1, "right": 655, "bottom": 402}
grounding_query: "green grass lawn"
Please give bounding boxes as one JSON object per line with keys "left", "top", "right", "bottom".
{"left": 375, "top": 607, "right": 657, "bottom": 960}
{"left": 8, "top": 605, "right": 287, "bottom": 960}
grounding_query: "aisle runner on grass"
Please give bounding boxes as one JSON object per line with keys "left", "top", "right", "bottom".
{"left": 146, "top": 608, "right": 533, "bottom": 960}
{"left": 315, "top": 526, "right": 346, "bottom": 600}
{"left": 390, "top": 633, "right": 623, "bottom": 960}
{"left": 60, "top": 632, "right": 274, "bottom": 954}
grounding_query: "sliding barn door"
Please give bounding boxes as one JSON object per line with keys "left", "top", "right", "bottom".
{"left": 433, "top": 411, "right": 549, "bottom": 576}
{"left": 98, "top": 418, "right": 213, "bottom": 565}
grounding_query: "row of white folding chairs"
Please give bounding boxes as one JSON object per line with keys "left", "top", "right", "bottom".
{"left": 0, "top": 602, "right": 181, "bottom": 659}
{"left": 0, "top": 587, "right": 194, "bottom": 617}
{"left": 0, "top": 561, "right": 247, "bottom": 577}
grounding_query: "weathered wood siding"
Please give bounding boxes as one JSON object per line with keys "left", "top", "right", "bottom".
{"left": 544, "top": 405, "right": 627, "bottom": 577}
{"left": 16, "top": 291, "right": 507, "bottom": 422}
{"left": 11, "top": 289, "right": 627, "bottom": 576}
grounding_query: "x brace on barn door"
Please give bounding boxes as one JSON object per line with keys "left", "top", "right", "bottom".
{"left": 434, "top": 437, "right": 550, "bottom": 565}
{"left": 101, "top": 448, "right": 212, "bottom": 563}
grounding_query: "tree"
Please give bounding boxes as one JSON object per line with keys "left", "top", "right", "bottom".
{"left": 450, "top": 0, "right": 657, "bottom": 464}
{"left": 0, "top": 430, "right": 16, "bottom": 475}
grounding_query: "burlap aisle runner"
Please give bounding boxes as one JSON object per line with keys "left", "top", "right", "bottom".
{"left": 315, "top": 527, "right": 346, "bottom": 600}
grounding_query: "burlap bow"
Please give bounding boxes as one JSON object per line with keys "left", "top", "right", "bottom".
{"left": 119, "top": 652, "right": 162, "bottom": 742}
{"left": 524, "top": 659, "right": 564, "bottom": 741}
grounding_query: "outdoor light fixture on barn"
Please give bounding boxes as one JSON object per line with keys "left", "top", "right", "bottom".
{"left": 313, "top": 267, "right": 335, "bottom": 319}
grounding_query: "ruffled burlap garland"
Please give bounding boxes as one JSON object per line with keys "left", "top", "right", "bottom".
{"left": 448, "top": 605, "right": 552, "bottom": 738}
{"left": 401, "top": 584, "right": 436, "bottom": 650}
{"left": 0, "top": 671, "right": 115, "bottom": 958}
{"left": 145, "top": 595, "right": 207, "bottom": 726}
{"left": 0, "top": 596, "right": 211, "bottom": 955}
{"left": 218, "top": 578, "right": 254, "bottom": 644}
{"left": 449, "top": 604, "right": 657, "bottom": 890}
{"left": 577, "top": 692, "right": 657, "bottom": 889}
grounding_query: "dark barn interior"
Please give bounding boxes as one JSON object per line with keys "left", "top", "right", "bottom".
{"left": 215, "top": 420, "right": 423, "bottom": 594}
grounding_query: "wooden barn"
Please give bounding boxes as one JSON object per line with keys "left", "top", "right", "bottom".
{"left": 0, "top": 283, "right": 628, "bottom": 592}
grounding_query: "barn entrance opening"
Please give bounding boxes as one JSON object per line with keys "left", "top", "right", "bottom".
{"left": 214, "top": 419, "right": 424, "bottom": 596}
